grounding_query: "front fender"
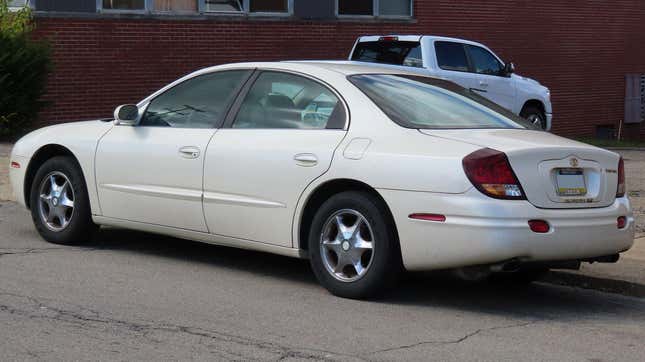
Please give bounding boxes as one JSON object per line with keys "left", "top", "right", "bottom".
{"left": 10, "top": 120, "right": 114, "bottom": 214}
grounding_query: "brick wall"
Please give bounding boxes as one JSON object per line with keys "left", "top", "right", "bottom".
{"left": 33, "top": 0, "right": 645, "bottom": 138}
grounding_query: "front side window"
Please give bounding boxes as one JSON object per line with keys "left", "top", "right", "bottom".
{"left": 233, "top": 72, "right": 344, "bottom": 129}
{"left": 467, "top": 45, "right": 504, "bottom": 76}
{"left": 140, "top": 70, "right": 249, "bottom": 128}
{"left": 350, "top": 74, "right": 532, "bottom": 129}
{"left": 351, "top": 41, "right": 423, "bottom": 68}
{"left": 435, "top": 41, "right": 469, "bottom": 72}
{"left": 102, "top": 0, "right": 145, "bottom": 10}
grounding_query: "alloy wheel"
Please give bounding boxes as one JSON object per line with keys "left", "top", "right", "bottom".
{"left": 38, "top": 171, "right": 75, "bottom": 232}
{"left": 320, "top": 209, "right": 375, "bottom": 282}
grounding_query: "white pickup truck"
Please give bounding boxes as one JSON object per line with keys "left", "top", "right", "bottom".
{"left": 349, "top": 35, "right": 552, "bottom": 130}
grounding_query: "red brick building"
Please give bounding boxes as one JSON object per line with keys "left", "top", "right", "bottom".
{"left": 21, "top": 0, "right": 645, "bottom": 138}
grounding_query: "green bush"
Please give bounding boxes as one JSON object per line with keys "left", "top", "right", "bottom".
{"left": 0, "top": 1, "right": 51, "bottom": 140}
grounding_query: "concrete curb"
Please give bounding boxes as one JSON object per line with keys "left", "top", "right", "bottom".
{"left": 543, "top": 271, "right": 645, "bottom": 298}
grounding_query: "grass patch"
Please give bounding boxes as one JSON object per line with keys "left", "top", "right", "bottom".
{"left": 574, "top": 137, "right": 645, "bottom": 148}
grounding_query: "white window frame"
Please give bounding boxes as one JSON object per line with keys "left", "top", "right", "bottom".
{"left": 97, "top": 0, "right": 293, "bottom": 15}
{"left": 336, "top": 0, "right": 413, "bottom": 19}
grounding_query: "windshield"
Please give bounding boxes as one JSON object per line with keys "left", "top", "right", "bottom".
{"left": 349, "top": 74, "right": 535, "bottom": 130}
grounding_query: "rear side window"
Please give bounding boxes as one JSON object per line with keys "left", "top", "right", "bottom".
{"left": 351, "top": 41, "right": 423, "bottom": 68}
{"left": 466, "top": 45, "right": 504, "bottom": 76}
{"left": 435, "top": 41, "right": 469, "bottom": 72}
{"left": 349, "top": 74, "right": 533, "bottom": 129}
{"left": 232, "top": 72, "right": 345, "bottom": 129}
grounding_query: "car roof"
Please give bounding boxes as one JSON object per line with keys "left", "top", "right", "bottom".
{"left": 203, "top": 60, "right": 432, "bottom": 77}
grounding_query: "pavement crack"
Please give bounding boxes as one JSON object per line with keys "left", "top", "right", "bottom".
{"left": 0, "top": 290, "right": 364, "bottom": 361}
{"left": 366, "top": 320, "right": 538, "bottom": 355}
{"left": 0, "top": 247, "right": 97, "bottom": 258}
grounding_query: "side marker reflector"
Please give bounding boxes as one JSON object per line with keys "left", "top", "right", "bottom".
{"left": 528, "top": 220, "right": 550, "bottom": 233}
{"left": 409, "top": 213, "right": 446, "bottom": 222}
{"left": 617, "top": 216, "right": 627, "bottom": 229}
{"left": 10, "top": 161, "right": 20, "bottom": 169}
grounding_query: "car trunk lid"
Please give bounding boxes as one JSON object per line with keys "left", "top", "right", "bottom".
{"left": 420, "top": 129, "right": 621, "bottom": 209}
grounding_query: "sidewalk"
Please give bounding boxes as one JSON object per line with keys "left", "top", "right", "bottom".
{"left": 0, "top": 142, "right": 644, "bottom": 297}
{"left": 0, "top": 143, "right": 12, "bottom": 201}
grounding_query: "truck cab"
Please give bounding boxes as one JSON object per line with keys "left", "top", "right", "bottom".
{"left": 349, "top": 35, "right": 553, "bottom": 130}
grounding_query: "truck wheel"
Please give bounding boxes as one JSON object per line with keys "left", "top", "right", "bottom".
{"left": 521, "top": 105, "right": 546, "bottom": 130}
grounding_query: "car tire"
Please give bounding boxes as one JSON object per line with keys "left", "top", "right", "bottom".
{"left": 308, "top": 191, "right": 402, "bottom": 299}
{"left": 490, "top": 267, "right": 549, "bottom": 285}
{"left": 29, "top": 156, "right": 97, "bottom": 245}
{"left": 520, "top": 105, "right": 547, "bottom": 130}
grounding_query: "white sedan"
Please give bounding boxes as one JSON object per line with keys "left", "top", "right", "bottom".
{"left": 9, "top": 61, "right": 634, "bottom": 298}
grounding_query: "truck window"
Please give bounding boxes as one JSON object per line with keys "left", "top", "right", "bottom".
{"left": 351, "top": 41, "right": 423, "bottom": 68}
{"left": 466, "top": 45, "right": 505, "bottom": 76}
{"left": 435, "top": 41, "right": 469, "bottom": 72}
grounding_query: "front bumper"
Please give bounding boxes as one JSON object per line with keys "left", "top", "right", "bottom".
{"left": 379, "top": 188, "right": 634, "bottom": 271}
{"left": 545, "top": 112, "right": 553, "bottom": 131}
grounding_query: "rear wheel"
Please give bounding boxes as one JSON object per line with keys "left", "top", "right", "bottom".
{"left": 308, "top": 191, "right": 402, "bottom": 299}
{"left": 520, "top": 105, "right": 546, "bottom": 130}
{"left": 29, "top": 156, "right": 97, "bottom": 245}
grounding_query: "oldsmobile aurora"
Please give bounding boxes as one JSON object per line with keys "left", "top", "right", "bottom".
{"left": 9, "top": 62, "right": 634, "bottom": 298}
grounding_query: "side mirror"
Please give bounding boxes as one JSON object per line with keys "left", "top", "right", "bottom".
{"left": 114, "top": 104, "right": 139, "bottom": 126}
{"left": 503, "top": 62, "right": 515, "bottom": 76}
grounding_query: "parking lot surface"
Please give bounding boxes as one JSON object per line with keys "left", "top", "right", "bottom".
{"left": 1, "top": 202, "right": 645, "bottom": 361}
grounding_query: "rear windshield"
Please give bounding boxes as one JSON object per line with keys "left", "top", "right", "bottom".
{"left": 349, "top": 74, "right": 534, "bottom": 129}
{"left": 351, "top": 41, "right": 423, "bottom": 68}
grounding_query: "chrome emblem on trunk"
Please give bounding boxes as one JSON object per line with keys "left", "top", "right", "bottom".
{"left": 570, "top": 158, "right": 579, "bottom": 167}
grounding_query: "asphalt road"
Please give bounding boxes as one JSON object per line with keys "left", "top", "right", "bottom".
{"left": 1, "top": 202, "right": 645, "bottom": 361}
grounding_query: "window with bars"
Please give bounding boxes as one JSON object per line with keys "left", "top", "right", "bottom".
{"left": 624, "top": 74, "right": 645, "bottom": 124}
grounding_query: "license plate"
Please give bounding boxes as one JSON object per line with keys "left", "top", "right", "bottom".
{"left": 556, "top": 168, "right": 587, "bottom": 196}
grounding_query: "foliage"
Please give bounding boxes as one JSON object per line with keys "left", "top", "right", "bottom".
{"left": 0, "top": 1, "right": 51, "bottom": 140}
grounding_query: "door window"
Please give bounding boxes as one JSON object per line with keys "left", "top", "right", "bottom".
{"left": 232, "top": 72, "right": 345, "bottom": 129}
{"left": 140, "top": 70, "right": 249, "bottom": 128}
{"left": 466, "top": 45, "right": 504, "bottom": 76}
{"left": 435, "top": 41, "right": 469, "bottom": 72}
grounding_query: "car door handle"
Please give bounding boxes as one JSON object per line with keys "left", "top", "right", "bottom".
{"left": 469, "top": 87, "right": 488, "bottom": 93}
{"left": 179, "top": 146, "right": 200, "bottom": 159}
{"left": 479, "top": 81, "right": 489, "bottom": 87}
{"left": 294, "top": 153, "right": 318, "bottom": 167}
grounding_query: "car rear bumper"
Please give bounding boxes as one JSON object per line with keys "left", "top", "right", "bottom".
{"left": 379, "top": 188, "right": 634, "bottom": 271}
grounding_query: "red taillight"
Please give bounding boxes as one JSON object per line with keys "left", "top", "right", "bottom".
{"left": 528, "top": 220, "right": 550, "bottom": 233}
{"left": 409, "top": 213, "right": 446, "bottom": 222}
{"left": 10, "top": 161, "right": 20, "bottom": 169}
{"left": 616, "top": 157, "right": 625, "bottom": 198}
{"left": 462, "top": 148, "right": 526, "bottom": 200}
{"left": 617, "top": 216, "right": 626, "bottom": 229}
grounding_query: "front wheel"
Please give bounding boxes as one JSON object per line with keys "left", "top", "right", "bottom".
{"left": 29, "top": 156, "right": 97, "bottom": 245}
{"left": 520, "top": 105, "right": 547, "bottom": 130}
{"left": 308, "top": 191, "right": 402, "bottom": 299}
